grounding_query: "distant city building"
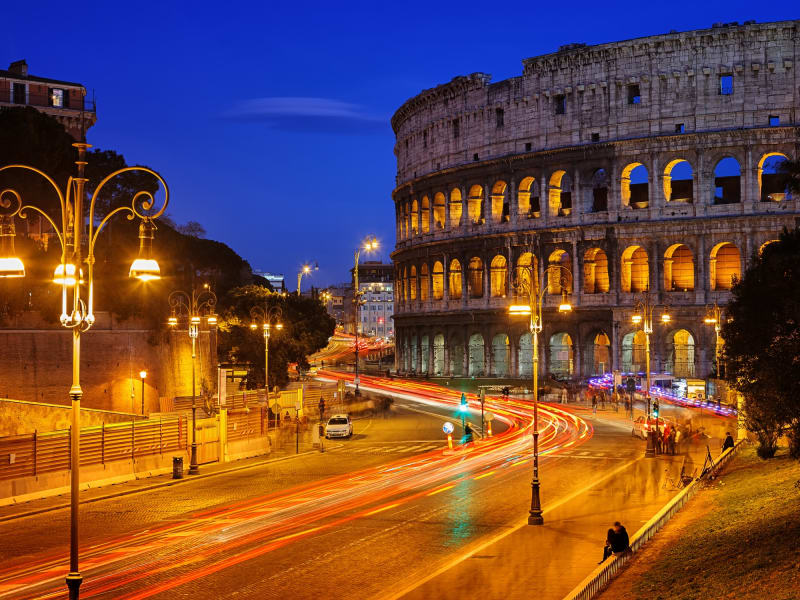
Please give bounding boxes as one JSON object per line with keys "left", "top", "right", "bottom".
{"left": 322, "top": 284, "right": 351, "bottom": 327}
{"left": 0, "top": 59, "right": 96, "bottom": 140}
{"left": 351, "top": 261, "right": 394, "bottom": 338}
{"left": 254, "top": 271, "right": 286, "bottom": 292}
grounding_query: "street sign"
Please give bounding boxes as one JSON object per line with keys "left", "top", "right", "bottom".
{"left": 442, "top": 421, "right": 454, "bottom": 434}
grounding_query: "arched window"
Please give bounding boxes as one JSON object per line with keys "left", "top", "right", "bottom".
{"left": 516, "top": 252, "right": 538, "bottom": 297}
{"left": 468, "top": 257, "right": 483, "bottom": 298}
{"left": 518, "top": 176, "right": 539, "bottom": 218}
{"left": 549, "top": 332, "right": 573, "bottom": 376}
{"left": 710, "top": 242, "right": 741, "bottom": 291}
{"left": 548, "top": 170, "right": 572, "bottom": 216}
{"left": 621, "top": 163, "right": 649, "bottom": 209}
{"left": 432, "top": 261, "right": 444, "bottom": 300}
{"left": 420, "top": 263, "right": 429, "bottom": 301}
{"left": 759, "top": 153, "right": 791, "bottom": 202}
{"left": 449, "top": 188, "right": 462, "bottom": 228}
{"left": 490, "top": 255, "right": 508, "bottom": 297}
{"left": 490, "top": 180, "right": 508, "bottom": 223}
{"left": 622, "top": 331, "right": 646, "bottom": 373}
{"left": 547, "top": 250, "right": 572, "bottom": 294}
{"left": 409, "top": 265, "right": 417, "bottom": 300}
{"left": 664, "top": 244, "right": 694, "bottom": 291}
{"left": 621, "top": 246, "right": 649, "bottom": 293}
{"left": 420, "top": 334, "right": 429, "bottom": 373}
{"left": 402, "top": 203, "right": 410, "bottom": 239}
{"left": 420, "top": 196, "right": 430, "bottom": 233}
{"left": 588, "top": 332, "right": 611, "bottom": 375}
{"left": 591, "top": 169, "right": 609, "bottom": 212}
{"left": 433, "top": 333, "right": 445, "bottom": 375}
{"left": 518, "top": 332, "right": 532, "bottom": 377}
{"left": 402, "top": 267, "right": 408, "bottom": 301}
{"left": 664, "top": 159, "right": 694, "bottom": 203}
{"left": 410, "top": 199, "right": 419, "bottom": 234}
{"left": 449, "top": 259, "right": 462, "bottom": 300}
{"left": 491, "top": 333, "right": 510, "bottom": 376}
{"left": 667, "top": 329, "right": 695, "bottom": 377}
{"left": 433, "top": 193, "right": 446, "bottom": 229}
{"left": 450, "top": 335, "right": 464, "bottom": 376}
{"left": 713, "top": 157, "right": 741, "bottom": 204}
{"left": 468, "top": 185, "right": 483, "bottom": 224}
{"left": 583, "top": 248, "right": 609, "bottom": 294}
{"left": 468, "top": 333, "right": 485, "bottom": 376}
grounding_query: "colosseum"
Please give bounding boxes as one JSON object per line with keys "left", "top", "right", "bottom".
{"left": 390, "top": 20, "right": 799, "bottom": 384}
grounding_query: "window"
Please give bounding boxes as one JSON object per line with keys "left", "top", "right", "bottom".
{"left": 50, "top": 88, "right": 64, "bottom": 108}
{"left": 554, "top": 95, "right": 566, "bottom": 115}
{"left": 675, "top": 123, "right": 685, "bottom": 134}
{"left": 591, "top": 133, "right": 600, "bottom": 142}
{"left": 12, "top": 83, "right": 25, "bottom": 104}
{"left": 473, "top": 153, "right": 479, "bottom": 162}
{"left": 452, "top": 119, "right": 460, "bottom": 139}
{"left": 769, "top": 115, "right": 780, "bottom": 127}
{"left": 627, "top": 84, "right": 641, "bottom": 105}
{"left": 719, "top": 75, "right": 733, "bottom": 95}
{"left": 525, "top": 142, "right": 532, "bottom": 152}
{"left": 495, "top": 108, "right": 504, "bottom": 129}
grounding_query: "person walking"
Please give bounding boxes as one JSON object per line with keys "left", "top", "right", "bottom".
{"left": 722, "top": 431, "right": 735, "bottom": 451}
{"left": 668, "top": 427, "right": 677, "bottom": 455}
{"left": 592, "top": 394, "right": 598, "bottom": 415}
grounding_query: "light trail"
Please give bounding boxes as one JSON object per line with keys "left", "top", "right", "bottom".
{"left": 0, "top": 373, "right": 590, "bottom": 600}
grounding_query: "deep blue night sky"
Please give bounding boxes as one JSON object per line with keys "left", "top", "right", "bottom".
{"left": 1, "top": 2, "right": 792, "bottom": 288}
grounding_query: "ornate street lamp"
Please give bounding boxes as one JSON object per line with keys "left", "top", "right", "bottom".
{"left": 167, "top": 283, "right": 217, "bottom": 475}
{"left": 250, "top": 302, "right": 283, "bottom": 427}
{"left": 631, "top": 290, "right": 671, "bottom": 458}
{"left": 0, "top": 143, "right": 169, "bottom": 599}
{"left": 704, "top": 302, "right": 724, "bottom": 379}
{"left": 353, "top": 236, "right": 378, "bottom": 395}
{"left": 508, "top": 256, "right": 572, "bottom": 526}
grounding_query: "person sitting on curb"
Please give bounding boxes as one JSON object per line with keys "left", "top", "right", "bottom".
{"left": 722, "top": 431, "right": 735, "bottom": 452}
{"left": 609, "top": 521, "right": 630, "bottom": 557}
{"left": 598, "top": 528, "right": 615, "bottom": 564}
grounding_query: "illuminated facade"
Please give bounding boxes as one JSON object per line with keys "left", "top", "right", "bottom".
{"left": 390, "top": 20, "right": 800, "bottom": 379}
{"left": 352, "top": 262, "right": 394, "bottom": 338}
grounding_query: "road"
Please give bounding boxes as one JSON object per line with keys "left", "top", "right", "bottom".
{"left": 0, "top": 375, "right": 629, "bottom": 600}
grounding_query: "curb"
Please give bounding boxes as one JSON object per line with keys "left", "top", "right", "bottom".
{"left": 0, "top": 447, "right": 325, "bottom": 524}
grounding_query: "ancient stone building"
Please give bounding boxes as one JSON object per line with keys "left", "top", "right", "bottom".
{"left": 390, "top": 20, "right": 800, "bottom": 380}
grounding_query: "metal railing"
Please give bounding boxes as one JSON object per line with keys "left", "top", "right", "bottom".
{"left": 0, "top": 418, "right": 185, "bottom": 482}
{"left": 562, "top": 440, "right": 745, "bottom": 600}
{"left": 0, "top": 90, "right": 96, "bottom": 112}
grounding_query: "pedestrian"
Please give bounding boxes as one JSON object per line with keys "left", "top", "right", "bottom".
{"left": 464, "top": 422, "right": 474, "bottom": 444}
{"left": 674, "top": 427, "right": 682, "bottom": 453}
{"left": 600, "top": 391, "right": 606, "bottom": 410}
{"left": 668, "top": 428, "right": 677, "bottom": 455}
{"left": 592, "top": 394, "right": 598, "bottom": 415}
{"left": 662, "top": 425, "right": 671, "bottom": 455}
{"left": 598, "top": 528, "right": 615, "bottom": 564}
{"left": 561, "top": 388, "right": 567, "bottom": 404}
{"left": 722, "top": 431, "right": 735, "bottom": 451}
{"left": 609, "top": 521, "right": 630, "bottom": 556}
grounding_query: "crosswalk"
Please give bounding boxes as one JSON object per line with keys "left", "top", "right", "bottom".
{"left": 327, "top": 443, "right": 444, "bottom": 455}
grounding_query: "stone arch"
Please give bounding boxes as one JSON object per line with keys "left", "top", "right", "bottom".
{"left": 620, "top": 245, "right": 649, "bottom": 293}
{"left": 468, "top": 256, "right": 484, "bottom": 298}
{"left": 713, "top": 157, "right": 741, "bottom": 204}
{"left": 548, "top": 170, "right": 572, "bottom": 216}
{"left": 710, "top": 242, "right": 741, "bottom": 291}
{"left": 548, "top": 249, "right": 572, "bottom": 294}
{"left": 663, "top": 159, "right": 694, "bottom": 203}
{"left": 516, "top": 252, "right": 539, "bottom": 298}
{"left": 449, "top": 258, "right": 462, "bottom": 300}
{"left": 549, "top": 332, "right": 573, "bottom": 377}
{"left": 586, "top": 331, "right": 611, "bottom": 375}
{"left": 449, "top": 188, "right": 463, "bottom": 228}
{"left": 491, "top": 180, "right": 508, "bottom": 224}
{"left": 433, "top": 192, "right": 446, "bottom": 229}
{"left": 420, "top": 195, "right": 430, "bottom": 233}
{"left": 491, "top": 333, "right": 510, "bottom": 376}
{"left": 621, "top": 162, "right": 649, "bottom": 209}
{"left": 409, "top": 265, "right": 417, "bottom": 300}
{"left": 621, "top": 330, "right": 646, "bottom": 373}
{"left": 759, "top": 153, "right": 791, "bottom": 202}
{"left": 420, "top": 263, "right": 429, "bottom": 301}
{"left": 518, "top": 332, "right": 532, "bottom": 378}
{"left": 433, "top": 333, "right": 445, "bottom": 375}
{"left": 468, "top": 333, "right": 485, "bottom": 376}
{"left": 449, "top": 334, "right": 464, "bottom": 377}
{"left": 490, "top": 254, "right": 508, "bottom": 297}
{"left": 420, "top": 334, "right": 430, "bottom": 373}
{"left": 583, "top": 248, "right": 609, "bottom": 294}
{"left": 664, "top": 244, "right": 694, "bottom": 291}
{"left": 518, "top": 176, "right": 540, "bottom": 218}
{"left": 590, "top": 168, "right": 609, "bottom": 212}
{"left": 467, "top": 185, "right": 483, "bottom": 224}
{"left": 410, "top": 199, "right": 419, "bottom": 234}
{"left": 402, "top": 202, "right": 410, "bottom": 238}
{"left": 758, "top": 239, "right": 780, "bottom": 255}
{"left": 402, "top": 267, "right": 408, "bottom": 301}
{"left": 666, "top": 329, "right": 695, "bottom": 377}
{"left": 410, "top": 334, "right": 418, "bottom": 371}
{"left": 432, "top": 260, "right": 444, "bottom": 300}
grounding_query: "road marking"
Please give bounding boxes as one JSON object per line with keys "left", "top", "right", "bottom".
{"left": 426, "top": 485, "right": 455, "bottom": 496}
{"left": 511, "top": 459, "right": 529, "bottom": 466}
{"left": 365, "top": 503, "right": 400, "bottom": 516}
{"left": 473, "top": 471, "right": 495, "bottom": 480}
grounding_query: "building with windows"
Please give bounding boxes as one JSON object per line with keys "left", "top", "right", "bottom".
{"left": 390, "top": 20, "right": 799, "bottom": 379}
{"left": 352, "top": 261, "right": 394, "bottom": 338}
{"left": 0, "top": 60, "right": 96, "bottom": 139}
{"left": 254, "top": 271, "right": 286, "bottom": 292}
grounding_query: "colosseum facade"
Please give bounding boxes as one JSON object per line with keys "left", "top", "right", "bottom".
{"left": 390, "top": 20, "right": 799, "bottom": 382}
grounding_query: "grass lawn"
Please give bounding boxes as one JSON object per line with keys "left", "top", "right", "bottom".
{"left": 600, "top": 446, "right": 800, "bottom": 600}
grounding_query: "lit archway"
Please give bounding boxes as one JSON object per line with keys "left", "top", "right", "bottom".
{"left": 433, "top": 333, "right": 445, "bottom": 375}
{"left": 583, "top": 248, "right": 609, "bottom": 294}
{"left": 713, "top": 157, "right": 741, "bottom": 204}
{"left": 492, "top": 333, "right": 510, "bottom": 376}
{"left": 420, "top": 263, "right": 429, "bottom": 301}
{"left": 490, "top": 255, "right": 508, "bottom": 297}
{"left": 547, "top": 250, "right": 572, "bottom": 295}
{"left": 433, "top": 192, "right": 446, "bottom": 229}
{"left": 548, "top": 170, "right": 572, "bottom": 215}
{"left": 449, "top": 188, "right": 462, "bottom": 228}
{"left": 518, "top": 176, "right": 539, "bottom": 218}
{"left": 621, "top": 245, "right": 649, "bottom": 293}
{"left": 516, "top": 252, "right": 538, "bottom": 298}
{"left": 664, "top": 244, "right": 694, "bottom": 291}
{"left": 587, "top": 332, "right": 611, "bottom": 375}
{"left": 621, "top": 331, "right": 646, "bottom": 373}
{"left": 491, "top": 180, "right": 508, "bottom": 224}
{"left": 518, "top": 333, "right": 532, "bottom": 378}
{"left": 664, "top": 159, "right": 694, "bottom": 203}
{"left": 420, "top": 196, "right": 430, "bottom": 233}
{"left": 758, "top": 153, "right": 790, "bottom": 202}
{"left": 710, "top": 242, "right": 741, "bottom": 291}
{"left": 409, "top": 265, "right": 417, "bottom": 300}
{"left": 410, "top": 199, "right": 419, "bottom": 234}
{"left": 432, "top": 261, "right": 444, "bottom": 300}
{"left": 450, "top": 335, "right": 464, "bottom": 377}
{"left": 449, "top": 259, "right": 462, "bottom": 300}
{"left": 549, "top": 332, "right": 573, "bottom": 376}
{"left": 468, "top": 333, "right": 485, "bottom": 376}
{"left": 468, "top": 185, "right": 483, "bottom": 224}
{"left": 468, "top": 257, "right": 484, "bottom": 298}
{"left": 667, "top": 329, "right": 695, "bottom": 377}
{"left": 621, "top": 163, "right": 649, "bottom": 208}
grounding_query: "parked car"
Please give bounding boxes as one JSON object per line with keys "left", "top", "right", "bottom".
{"left": 325, "top": 414, "right": 353, "bottom": 439}
{"left": 632, "top": 416, "right": 671, "bottom": 439}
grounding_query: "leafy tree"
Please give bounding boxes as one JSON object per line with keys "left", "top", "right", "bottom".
{"left": 778, "top": 158, "right": 800, "bottom": 196}
{"left": 722, "top": 228, "right": 800, "bottom": 458}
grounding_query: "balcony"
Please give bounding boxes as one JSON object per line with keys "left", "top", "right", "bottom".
{"left": 0, "top": 89, "right": 96, "bottom": 113}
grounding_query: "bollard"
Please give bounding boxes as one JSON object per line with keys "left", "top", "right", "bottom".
{"left": 172, "top": 456, "right": 184, "bottom": 479}
{"left": 447, "top": 433, "right": 453, "bottom": 450}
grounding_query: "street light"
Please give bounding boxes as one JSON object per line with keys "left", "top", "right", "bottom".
{"left": 0, "top": 144, "right": 169, "bottom": 599}
{"left": 139, "top": 370, "right": 147, "bottom": 415}
{"left": 167, "top": 283, "right": 217, "bottom": 475}
{"left": 704, "top": 303, "right": 724, "bottom": 379}
{"left": 631, "top": 290, "right": 670, "bottom": 458}
{"left": 508, "top": 256, "right": 572, "bottom": 526}
{"left": 296, "top": 262, "right": 318, "bottom": 295}
{"left": 353, "top": 236, "right": 378, "bottom": 395}
{"left": 250, "top": 302, "right": 283, "bottom": 427}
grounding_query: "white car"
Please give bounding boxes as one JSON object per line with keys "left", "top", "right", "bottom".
{"left": 325, "top": 414, "right": 353, "bottom": 439}
{"left": 632, "top": 416, "right": 670, "bottom": 439}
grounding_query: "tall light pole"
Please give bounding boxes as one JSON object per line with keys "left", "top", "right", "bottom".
{"left": 703, "top": 303, "right": 724, "bottom": 379}
{"left": 139, "top": 370, "right": 147, "bottom": 415}
{"left": 0, "top": 146, "right": 169, "bottom": 599}
{"left": 168, "top": 283, "right": 217, "bottom": 475}
{"left": 631, "top": 290, "right": 671, "bottom": 458}
{"left": 353, "top": 236, "right": 378, "bottom": 395}
{"left": 508, "top": 258, "right": 572, "bottom": 525}
{"left": 296, "top": 262, "right": 318, "bottom": 295}
{"left": 250, "top": 303, "right": 283, "bottom": 427}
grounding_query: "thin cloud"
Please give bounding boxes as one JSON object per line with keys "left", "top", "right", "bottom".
{"left": 222, "top": 97, "right": 387, "bottom": 134}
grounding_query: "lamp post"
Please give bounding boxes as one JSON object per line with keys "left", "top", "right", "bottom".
{"left": 296, "top": 262, "right": 318, "bottom": 295}
{"left": 0, "top": 145, "right": 169, "bottom": 599}
{"left": 167, "top": 283, "right": 217, "bottom": 475}
{"left": 250, "top": 303, "right": 283, "bottom": 427}
{"left": 631, "top": 290, "right": 671, "bottom": 458}
{"left": 353, "top": 236, "right": 378, "bottom": 395}
{"left": 703, "top": 303, "right": 724, "bottom": 379}
{"left": 508, "top": 259, "right": 572, "bottom": 525}
{"left": 139, "top": 370, "right": 147, "bottom": 415}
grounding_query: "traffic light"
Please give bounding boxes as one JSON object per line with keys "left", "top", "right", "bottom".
{"left": 652, "top": 400, "right": 659, "bottom": 418}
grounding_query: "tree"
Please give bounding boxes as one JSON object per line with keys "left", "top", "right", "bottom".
{"left": 722, "top": 228, "right": 800, "bottom": 458}
{"left": 778, "top": 158, "right": 800, "bottom": 196}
